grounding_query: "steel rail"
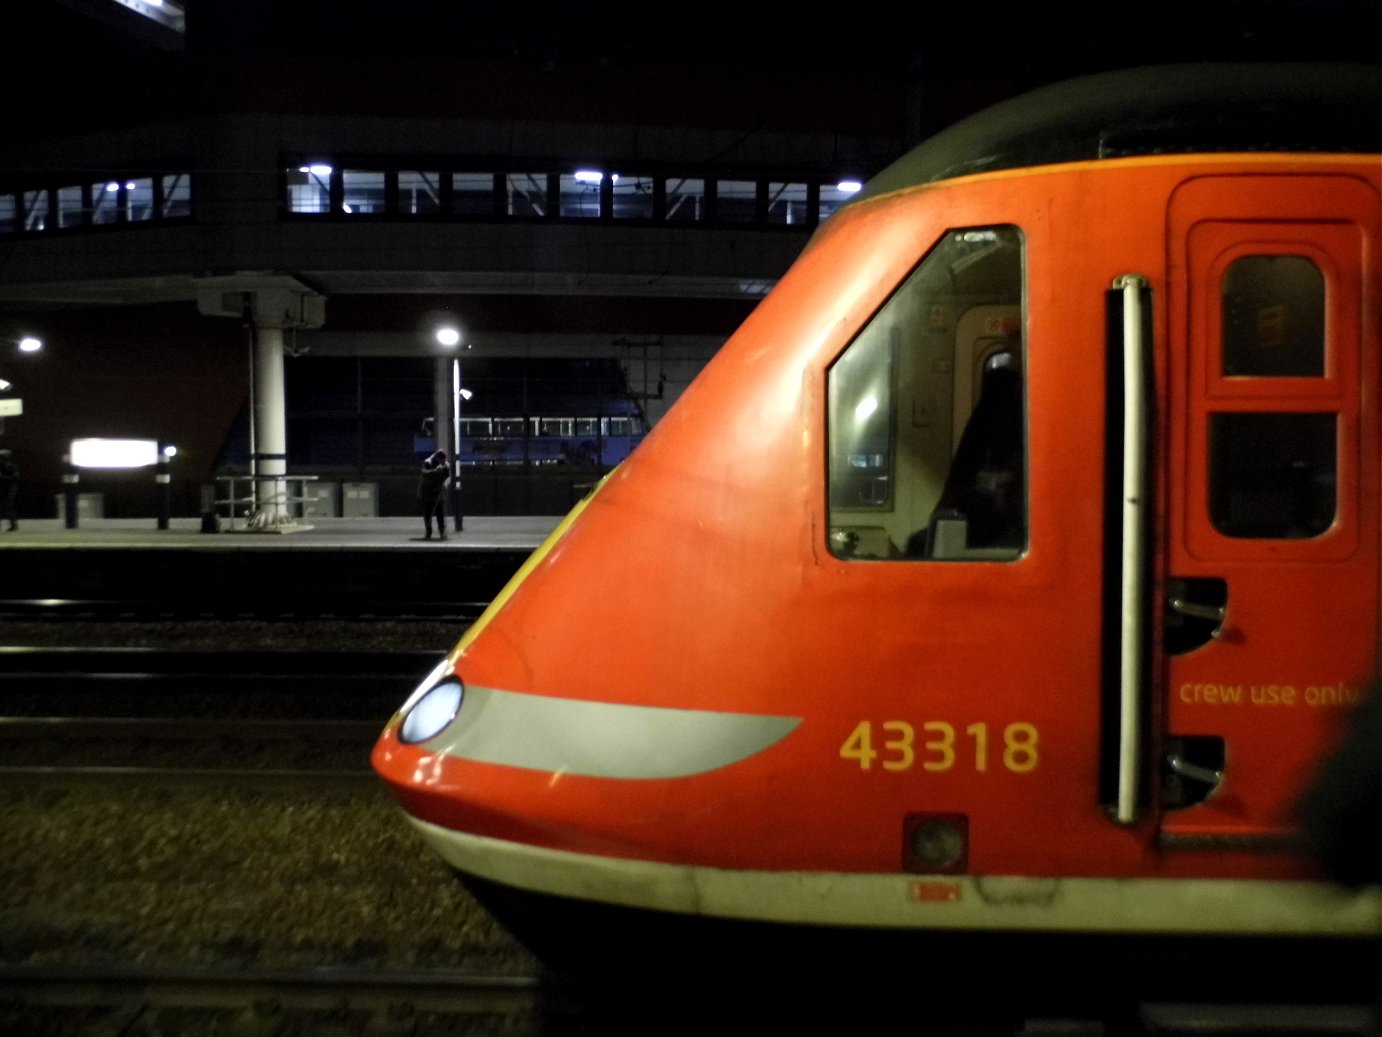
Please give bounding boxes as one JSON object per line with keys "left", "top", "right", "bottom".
{"left": 0, "top": 962, "right": 554, "bottom": 1030}
{"left": 0, "top": 716, "right": 383, "bottom": 738}
{"left": 0, "top": 645, "right": 442, "bottom": 674}
{"left": 0, "top": 597, "right": 488, "bottom": 622}
{"left": 0, "top": 765, "right": 377, "bottom": 785}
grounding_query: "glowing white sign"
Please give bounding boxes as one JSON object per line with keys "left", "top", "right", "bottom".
{"left": 70, "top": 438, "right": 160, "bottom": 469}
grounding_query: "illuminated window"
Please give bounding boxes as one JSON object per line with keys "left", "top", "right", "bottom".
{"left": 452, "top": 173, "right": 496, "bottom": 216}
{"left": 820, "top": 181, "right": 862, "bottom": 222}
{"left": 767, "top": 182, "right": 808, "bottom": 225}
{"left": 287, "top": 164, "right": 332, "bottom": 213}
{"left": 127, "top": 178, "right": 154, "bottom": 222}
{"left": 612, "top": 175, "right": 655, "bottom": 219}
{"left": 0, "top": 194, "right": 14, "bottom": 234}
{"left": 342, "top": 169, "right": 386, "bottom": 214}
{"left": 22, "top": 189, "right": 48, "bottom": 231}
{"left": 399, "top": 171, "right": 442, "bottom": 215}
{"left": 161, "top": 174, "right": 191, "bottom": 218}
{"left": 665, "top": 177, "right": 705, "bottom": 222}
{"left": 560, "top": 172, "right": 603, "bottom": 217}
{"left": 506, "top": 173, "right": 549, "bottom": 217}
{"left": 57, "top": 185, "right": 84, "bottom": 229}
{"left": 715, "top": 179, "right": 758, "bottom": 223}
{"left": 92, "top": 181, "right": 120, "bottom": 224}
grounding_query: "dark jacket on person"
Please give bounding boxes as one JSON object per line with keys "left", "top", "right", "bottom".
{"left": 0, "top": 454, "right": 17, "bottom": 499}
{"left": 418, "top": 452, "right": 450, "bottom": 501}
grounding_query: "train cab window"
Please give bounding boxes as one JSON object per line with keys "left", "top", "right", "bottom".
{"left": 1209, "top": 253, "right": 1338, "bottom": 539}
{"left": 1210, "top": 412, "right": 1336, "bottom": 538}
{"left": 827, "top": 226, "right": 1026, "bottom": 561}
{"left": 1222, "top": 255, "right": 1324, "bottom": 377}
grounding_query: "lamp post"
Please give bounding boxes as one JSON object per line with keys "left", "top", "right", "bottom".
{"left": 451, "top": 358, "right": 473, "bottom": 533}
{"left": 156, "top": 443, "right": 176, "bottom": 530}
{"left": 435, "top": 324, "right": 471, "bottom": 534}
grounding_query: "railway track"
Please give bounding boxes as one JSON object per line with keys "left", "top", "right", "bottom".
{"left": 0, "top": 596, "right": 489, "bottom": 622}
{"left": 0, "top": 646, "right": 437, "bottom": 780}
{"left": 0, "top": 964, "right": 567, "bottom": 1037}
{"left": 0, "top": 544, "right": 529, "bottom": 625}
{"left": 18, "top": 962, "right": 1372, "bottom": 1037}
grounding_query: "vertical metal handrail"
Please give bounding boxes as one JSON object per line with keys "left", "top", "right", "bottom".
{"left": 1113, "top": 273, "right": 1150, "bottom": 826}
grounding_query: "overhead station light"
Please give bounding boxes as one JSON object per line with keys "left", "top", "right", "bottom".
{"left": 107, "top": 0, "right": 186, "bottom": 32}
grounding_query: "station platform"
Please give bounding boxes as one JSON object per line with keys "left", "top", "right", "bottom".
{"left": 0, "top": 515, "right": 562, "bottom": 552}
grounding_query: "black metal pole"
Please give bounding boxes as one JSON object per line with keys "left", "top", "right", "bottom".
{"left": 155, "top": 443, "right": 170, "bottom": 530}
{"left": 452, "top": 358, "right": 464, "bottom": 533}
{"left": 62, "top": 453, "right": 78, "bottom": 529}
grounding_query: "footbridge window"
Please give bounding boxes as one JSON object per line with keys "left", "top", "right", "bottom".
{"left": 279, "top": 158, "right": 862, "bottom": 230}
{"left": 0, "top": 171, "right": 193, "bottom": 235}
{"left": 827, "top": 226, "right": 1027, "bottom": 561}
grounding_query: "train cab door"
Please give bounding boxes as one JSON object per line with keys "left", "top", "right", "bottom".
{"left": 1155, "top": 174, "right": 1380, "bottom": 853}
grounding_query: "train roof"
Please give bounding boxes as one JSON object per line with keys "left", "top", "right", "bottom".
{"left": 853, "top": 63, "right": 1382, "bottom": 203}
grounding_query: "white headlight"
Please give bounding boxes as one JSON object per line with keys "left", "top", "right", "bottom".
{"left": 399, "top": 678, "right": 464, "bottom": 744}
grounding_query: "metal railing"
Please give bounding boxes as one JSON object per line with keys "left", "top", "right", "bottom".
{"left": 213, "top": 474, "right": 319, "bottom": 531}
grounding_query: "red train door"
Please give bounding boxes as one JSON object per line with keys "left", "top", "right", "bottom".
{"left": 1157, "top": 173, "right": 1380, "bottom": 853}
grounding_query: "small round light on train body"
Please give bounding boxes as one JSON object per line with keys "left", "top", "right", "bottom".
{"left": 909, "top": 817, "right": 967, "bottom": 872}
{"left": 399, "top": 677, "right": 464, "bottom": 744}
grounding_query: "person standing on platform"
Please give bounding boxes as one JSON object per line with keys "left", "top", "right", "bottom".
{"left": 418, "top": 449, "right": 450, "bottom": 540}
{"left": 0, "top": 448, "right": 18, "bottom": 531}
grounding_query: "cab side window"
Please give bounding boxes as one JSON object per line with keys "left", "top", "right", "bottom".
{"left": 827, "top": 226, "right": 1026, "bottom": 561}
{"left": 1210, "top": 254, "right": 1336, "bottom": 539}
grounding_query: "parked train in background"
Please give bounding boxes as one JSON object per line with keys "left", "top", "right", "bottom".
{"left": 372, "top": 64, "right": 1382, "bottom": 1006}
{"left": 416, "top": 414, "right": 646, "bottom": 468}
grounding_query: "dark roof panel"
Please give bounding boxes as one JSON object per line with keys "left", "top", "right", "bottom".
{"left": 855, "top": 63, "right": 1382, "bottom": 201}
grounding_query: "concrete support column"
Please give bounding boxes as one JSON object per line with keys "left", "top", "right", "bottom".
{"left": 194, "top": 274, "right": 324, "bottom": 534}
{"left": 253, "top": 323, "right": 288, "bottom": 524}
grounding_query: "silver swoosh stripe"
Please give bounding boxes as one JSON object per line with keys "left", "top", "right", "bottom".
{"left": 423, "top": 685, "right": 801, "bottom": 779}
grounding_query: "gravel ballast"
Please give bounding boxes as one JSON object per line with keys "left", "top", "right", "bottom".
{"left": 0, "top": 619, "right": 539, "bottom": 976}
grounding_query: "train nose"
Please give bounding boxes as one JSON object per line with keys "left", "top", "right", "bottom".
{"left": 389, "top": 656, "right": 464, "bottom": 745}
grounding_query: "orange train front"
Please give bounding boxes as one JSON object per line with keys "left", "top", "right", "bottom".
{"left": 373, "top": 64, "right": 1382, "bottom": 994}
